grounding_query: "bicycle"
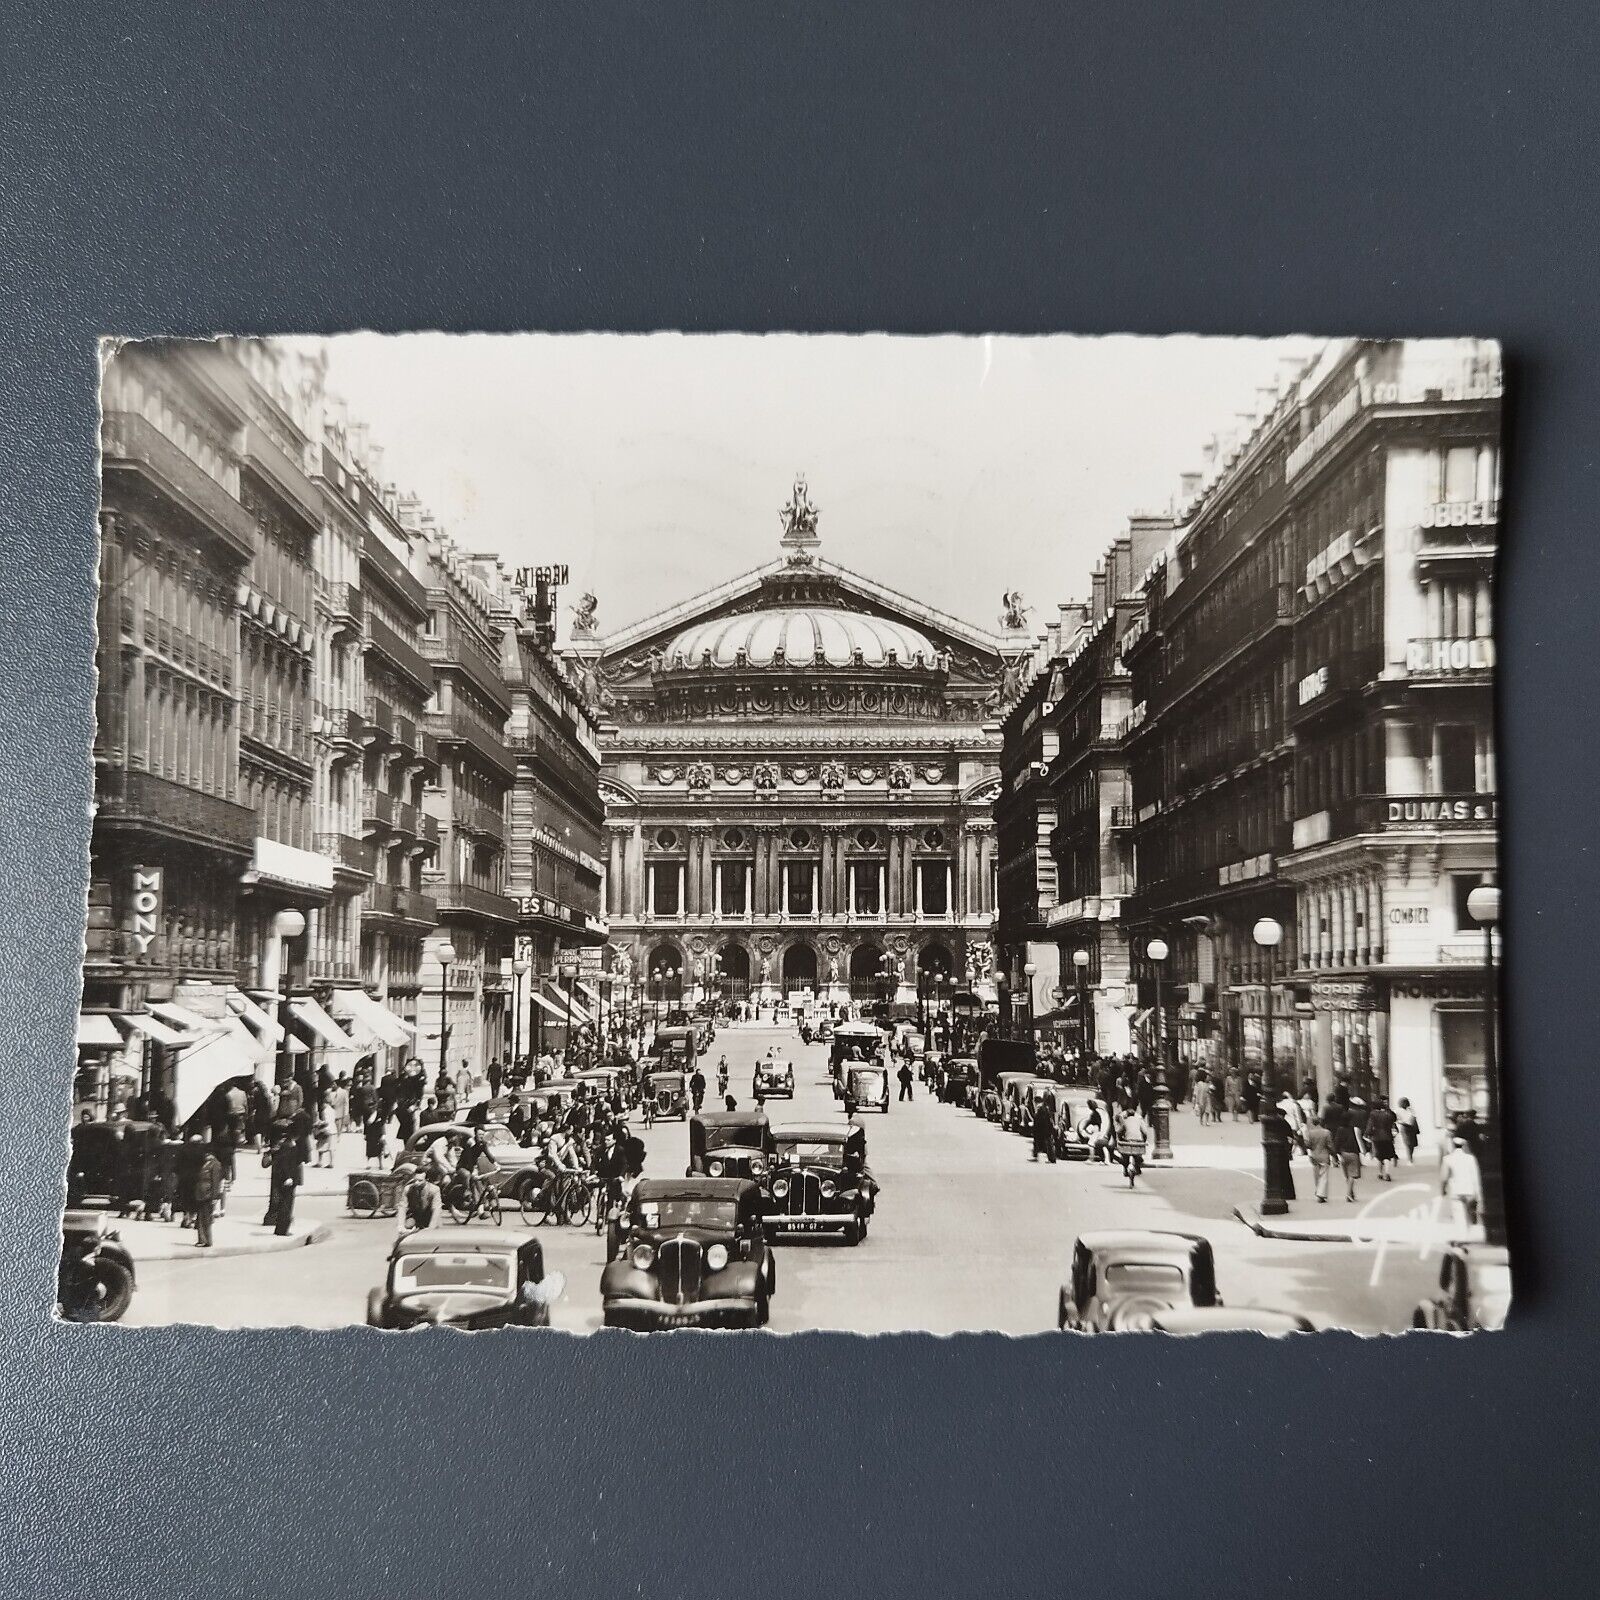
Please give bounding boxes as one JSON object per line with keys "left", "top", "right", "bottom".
{"left": 519, "top": 1168, "right": 591, "bottom": 1227}
{"left": 443, "top": 1167, "right": 508, "bottom": 1225}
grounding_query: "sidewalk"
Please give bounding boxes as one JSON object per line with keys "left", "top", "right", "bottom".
{"left": 226, "top": 1129, "right": 377, "bottom": 1201}
{"left": 114, "top": 1212, "right": 328, "bottom": 1263}
{"left": 1236, "top": 1187, "right": 1479, "bottom": 1248}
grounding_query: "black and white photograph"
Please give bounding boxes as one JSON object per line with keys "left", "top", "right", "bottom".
{"left": 64, "top": 331, "right": 1506, "bottom": 1334}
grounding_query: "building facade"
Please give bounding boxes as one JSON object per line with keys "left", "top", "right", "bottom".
{"left": 80, "top": 337, "right": 603, "bottom": 1121}
{"left": 567, "top": 483, "right": 1026, "bottom": 1015}
{"left": 1102, "top": 338, "right": 1500, "bottom": 1146}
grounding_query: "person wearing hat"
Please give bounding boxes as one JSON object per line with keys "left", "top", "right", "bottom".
{"left": 1440, "top": 1135, "right": 1483, "bottom": 1232}
{"left": 191, "top": 1135, "right": 223, "bottom": 1248}
{"left": 1329, "top": 1101, "right": 1364, "bottom": 1203}
{"left": 1364, "top": 1096, "right": 1399, "bottom": 1182}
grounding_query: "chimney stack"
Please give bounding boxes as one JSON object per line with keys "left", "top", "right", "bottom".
{"left": 1057, "top": 601, "right": 1089, "bottom": 650}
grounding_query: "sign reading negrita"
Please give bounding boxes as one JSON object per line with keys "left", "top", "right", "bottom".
{"left": 128, "top": 865, "right": 162, "bottom": 957}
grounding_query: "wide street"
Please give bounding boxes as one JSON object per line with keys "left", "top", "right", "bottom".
{"left": 125, "top": 1024, "right": 1438, "bottom": 1334}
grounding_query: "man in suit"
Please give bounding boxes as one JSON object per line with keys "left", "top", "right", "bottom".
{"left": 192, "top": 1138, "right": 223, "bottom": 1247}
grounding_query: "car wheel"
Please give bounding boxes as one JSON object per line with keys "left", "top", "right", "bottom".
{"left": 83, "top": 1258, "right": 135, "bottom": 1323}
{"left": 366, "top": 1288, "right": 387, "bottom": 1328}
{"left": 1412, "top": 1307, "right": 1429, "bottom": 1330}
{"left": 842, "top": 1218, "right": 861, "bottom": 1246}
{"left": 1058, "top": 1290, "right": 1068, "bottom": 1331}
{"left": 764, "top": 1253, "right": 777, "bottom": 1297}
{"left": 753, "top": 1292, "right": 770, "bottom": 1328}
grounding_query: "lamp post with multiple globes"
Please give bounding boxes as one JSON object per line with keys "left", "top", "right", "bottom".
{"left": 1072, "top": 947, "right": 1092, "bottom": 1062}
{"left": 1146, "top": 937, "right": 1173, "bottom": 1161}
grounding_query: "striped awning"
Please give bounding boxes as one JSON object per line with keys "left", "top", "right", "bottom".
{"left": 327, "top": 988, "right": 414, "bottom": 1049}
{"left": 288, "top": 997, "right": 356, "bottom": 1050}
{"left": 121, "top": 1011, "right": 195, "bottom": 1047}
{"left": 529, "top": 991, "right": 570, "bottom": 1021}
{"left": 77, "top": 1013, "right": 124, "bottom": 1049}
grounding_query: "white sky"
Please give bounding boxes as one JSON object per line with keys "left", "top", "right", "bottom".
{"left": 320, "top": 332, "right": 1309, "bottom": 640}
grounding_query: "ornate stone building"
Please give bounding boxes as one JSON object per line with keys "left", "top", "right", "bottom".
{"left": 567, "top": 481, "right": 1030, "bottom": 1010}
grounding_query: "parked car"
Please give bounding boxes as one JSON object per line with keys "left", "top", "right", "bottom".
{"left": 601, "top": 1178, "right": 776, "bottom": 1329}
{"left": 644, "top": 1069, "right": 689, "bottom": 1121}
{"left": 1059, "top": 1231, "right": 1221, "bottom": 1332}
{"left": 366, "top": 1228, "right": 564, "bottom": 1330}
{"left": 939, "top": 1057, "right": 979, "bottom": 1107}
{"left": 57, "top": 1210, "right": 136, "bottom": 1322}
{"left": 829, "top": 1021, "right": 885, "bottom": 1090}
{"left": 753, "top": 1057, "right": 795, "bottom": 1099}
{"left": 994, "top": 1071, "right": 1037, "bottom": 1128}
{"left": 762, "top": 1122, "right": 878, "bottom": 1243}
{"left": 1011, "top": 1077, "right": 1060, "bottom": 1135}
{"left": 1412, "top": 1244, "right": 1511, "bottom": 1332}
{"left": 397, "top": 1123, "right": 546, "bottom": 1209}
{"left": 688, "top": 1111, "right": 774, "bottom": 1179}
{"left": 1050, "top": 1094, "right": 1104, "bottom": 1160}
{"left": 1148, "top": 1307, "right": 1314, "bottom": 1334}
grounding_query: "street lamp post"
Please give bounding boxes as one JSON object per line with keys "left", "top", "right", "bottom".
{"left": 1146, "top": 938, "right": 1173, "bottom": 1160}
{"left": 433, "top": 938, "right": 457, "bottom": 1085}
{"left": 1021, "top": 961, "right": 1037, "bottom": 1047}
{"left": 1072, "top": 947, "right": 1091, "bottom": 1065}
{"left": 1466, "top": 884, "right": 1505, "bottom": 1247}
{"left": 270, "top": 909, "right": 306, "bottom": 1093}
{"left": 511, "top": 957, "right": 530, "bottom": 1071}
{"left": 1253, "top": 916, "right": 1292, "bottom": 1216}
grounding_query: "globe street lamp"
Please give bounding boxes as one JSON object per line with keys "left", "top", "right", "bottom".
{"left": 1253, "top": 916, "right": 1292, "bottom": 1216}
{"left": 1146, "top": 938, "right": 1173, "bottom": 1160}
{"left": 433, "top": 939, "right": 457, "bottom": 1083}
{"left": 1072, "top": 947, "right": 1092, "bottom": 1063}
{"left": 1466, "top": 884, "right": 1505, "bottom": 1247}
{"left": 1022, "top": 961, "right": 1037, "bottom": 1045}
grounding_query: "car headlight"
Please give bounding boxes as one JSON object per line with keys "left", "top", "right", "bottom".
{"left": 820, "top": 1179, "right": 837, "bottom": 1199}
{"left": 750, "top": 1156, "right": 767, "bottom": 1177}
{"left": 705, "top": 1243, "right": 730, "bottom": 1271}
{"left": 709, "top": 1158, "right": 724, "bottom": 1176}
{"left": 629, "top": 1243, "right": 655, "bottom": 1270}
{"left": 771, "top": 1177, "right": 790, "bottom": 1198}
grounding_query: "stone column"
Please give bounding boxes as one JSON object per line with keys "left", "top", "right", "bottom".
{"left": 819, "top": 829, "right": 836, "bottom": 916}
{"left": 627, "top": 822, "right": 644, "bottom": 918}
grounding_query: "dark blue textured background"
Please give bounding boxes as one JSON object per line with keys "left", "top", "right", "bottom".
{"left": 2, "top": 4, "right": 1595, "bottom": 1596}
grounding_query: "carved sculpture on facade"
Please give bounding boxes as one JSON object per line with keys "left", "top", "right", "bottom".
{"left": 778, "top": 474, "right": 821, "bottom": 564}
{"left": 686, "top": 763, "right": 713, "bottom": 790}
{"left": 820, "top": 761, "right": 845, "bottom": 790}
{"left": 888, "top": 762, "right": 912, "bottom": 790}
{"left": 999, "top": 590, "right": 1031, "bottom": 631}
{"left": 753, "top": 762, "right": 778, "bottom": 790}
{"left": 571, "top": 592, "right": 599, "bottom": 637}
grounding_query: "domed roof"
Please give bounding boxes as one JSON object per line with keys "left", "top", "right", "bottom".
{"left": 661, "top": 607, "right": 944, "bottom": 672}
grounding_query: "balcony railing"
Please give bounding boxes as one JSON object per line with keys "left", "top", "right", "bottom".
{"left": 362, "top": 881, "right": 439, "bottom": 926}
{"left": 325, "top": 580, "right": 361, "bottom": 627}
{"left": 100, "top": 411, "right": 255, "bottom": 559}
{"left": 455, "top": 796, "right": 506, "bottom": 840}
{"left": 360, "top": 531, "right": 429, "bottom": 614}
{"left": 95, "top": 767, "right": 258, "bottom": 853}
{"left": 420, "top": 631, "right": 512, "bottom": 714}
{"left": 243, "top": 419, "right": 322, "bottom": 528}
{"left": 315, "top": 831, "right": 377, "bottom": 877}
{"left": 365, "top": 613, "right": 434, "bottom": 696}
{"left": 431, "top": 880, "right": 520, "bottom": 925}
{"left": 425, "top": 711, "right": 514, "bottom": 782}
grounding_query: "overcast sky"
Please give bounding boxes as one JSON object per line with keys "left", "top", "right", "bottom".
{"left": 320, "top": 332, "right": 1308, "bottom": 641}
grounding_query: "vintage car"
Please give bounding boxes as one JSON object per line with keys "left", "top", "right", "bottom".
{"left": 65, "top": 1119, "right": 173, "bottom": 1213}
{"left": 814, "top": 1018, "right": 834, "bottom": 1043}
{"left": 992, "top": 1071, "right": 1037, "bottom": 1127}
{"left": 1148, "top": 1306, "right": 1315, "bottom": 1335}
{"left": 397, "top": 1122, "right": 546, "bottom": 1208}
{"left": 1412, "top": 1243, "right": 1512, "bottom": 1332}
{"left": 829, "top": 1021, "right": 886, "bottom": 1089}
{"left": 938, "top": 1057, "right": 980, "bottom": 1107}
{"left": 574, "top": 1066, "right": 629, "bottom": 1107}
{"left": 601, "top": 1177, "right": 776, "bottom": 1329}
{"left": 651, "top": 1025, "right": 700, "bottom": 1073}
{"left": 842, "top": 1063, "right": 890, "bottom": 1113}
{"left": 688, "top": 1110, "right": 775, "bottom": 1179}
{"left": 1059, "top": 1231, "right": 1221, "bottom": 1332}
{"left": 481, "top": 1084, "right": 573, "bottom": 1130}
{"left": 57, "top": 1209, "right": 137, "bottom": 1322}
{"left": 366, "top": 1227, "right": 565, "bottom": 1331}
{"left": 1010, "top": 1077, "right": 1060, "bottom": 1135}
{"left": 1050, "top": 1094, "right": 1105, "bottom": 1160}
{"left": 753, "top": 1056, "right": 795, "bottom": 1099}
{"left": 762, "top": 1122, "right": 878, "bottom": 1243}
{"left": 644, "top": 1069, "right": 690, "bottom": 1121}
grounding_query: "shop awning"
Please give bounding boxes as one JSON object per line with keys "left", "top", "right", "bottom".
{"left": 560, "top": 991, "right": 593, "bottom": 1024}
{"left": 288, "top": 997, "right": 356, "bottom": 1050}
{"left": 226, "top": 988, "right": 284, "bottom": 1045}
{"left": 149, "top": 1000, "right": 213, "bottom": 1034}
{"left": 121, "top": 1011, "right": 196, "bottom": 1046}
{"left": 529, "top": 990, "right": 570, "bottom": 1021}
{"left": 1132, "top": 1007, "right": 1153, "bottom": 1029}
{"left": 77, "top": 1012, "right": 124, "bottom": 1048}
{"left": 173, "top": 1025, "right": 263, "bottom": 1126}
{"left": 327, "top": 988, "right": 414, "bottom": 1049}
{"left": 576, "top": 980, "right": 601, "bottom": 1007}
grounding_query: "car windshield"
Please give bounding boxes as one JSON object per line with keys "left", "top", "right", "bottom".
{"left": 776, "top": 1140, "right": 844, "bottom": 1164}
{"left": 393, "top": 1252, "right": 513, "bottom": 1295}
{"left": 480, "top": 1126, "right": 514, "bottom": 1147}
{"left": 1104, "top": 1262, "right": 1186, "bottom": 1292}
{"left": 705, "top": 1124, "right": 760, "bottom": 1150}
{"left": 638, "top": 1199, "right": 739, "bottom": 1230}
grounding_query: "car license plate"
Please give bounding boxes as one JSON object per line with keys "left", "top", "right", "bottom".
{"left": 659, "top": 1313, "right": 699, "bottom": 1326}
{"left": 788, "top": 1220, "right": 830, "bottom": 1231}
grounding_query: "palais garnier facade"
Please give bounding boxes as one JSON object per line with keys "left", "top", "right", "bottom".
{"left": 565, "top": 480, "right": 1033, "bottom": 1010}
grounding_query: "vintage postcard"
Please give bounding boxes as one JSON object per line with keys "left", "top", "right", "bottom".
{"left": 63, "top": 333, "right": 1506, "bottom": 1333}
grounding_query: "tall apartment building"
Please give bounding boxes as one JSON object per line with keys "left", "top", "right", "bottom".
{"left": 415, "top": 530, "right": 518, "bottom": 1079}
{"left": 1114, "top": 338, "right": 1500, "bottom": 1144}
{"left": 495, "top": 578, "right": 608, "bottom": 1057}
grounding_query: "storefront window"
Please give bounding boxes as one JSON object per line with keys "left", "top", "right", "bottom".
{"left": 1440, "top": 1008, "right": 1489, "bottom": 1120}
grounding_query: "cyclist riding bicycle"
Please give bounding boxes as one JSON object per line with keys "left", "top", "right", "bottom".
{"left": 452, "top": 1127, "right": 498, "bottom": 1215}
